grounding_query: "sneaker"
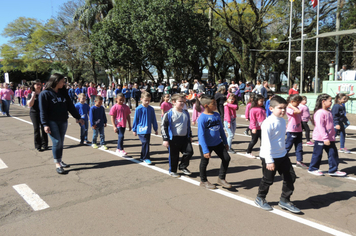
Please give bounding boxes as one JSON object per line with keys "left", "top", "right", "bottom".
{"left": 199, "top": 181, "right": 216, "bottom": 189}
{"left": 255, "top": 197, "right": 273, "bottom": 211}
{"left": 143, "top": 159, "right": 152, "bottom": 165}
{"left": 121, "top": 150, "right": 127, "bottom": 156}
{"left": 60, "top": 161, "right": 70, "bottom": 168}
{"left": 308, "top": 170, "right": 324, "bottom": 176}
{"left": 305, "top": 141, "right": 314, "bottom": 146}
{"left": 245, "top": 153, "right": 256, "bottom": 159}
{"left": 217, "top": 178, "right": 232, "bottom": 188}
{"left": 243, "top": 131, "right": 248, "bottom": 136}
{"left": 100, "top": 145, "right": 108, "bottom": 150}
{"left": 278, "top": 201, "right": 301, "bottom": 213}
{"left": 328, "top": 171, "right": 347, "bottom": 177}
{"left": 169, "top": 172, "right": 181, "bottom": 178}
{"left": 228, "top": 148, "right": 236, "bottom": 154}
{"left": 339, "top": 148, "right": 351, "bottom": 154}
{"left": 84, "top": 141, "right": 91, "bottom": 144}
{"left": 335, "top": 135, "right": 340, "bottom": 139}
{"left": 180, "top": 168, "right": 191, "bottom": 175}
{"left": 296, "top": 161, "right": 308, "bottom": 169}
{"left": 91, "top": 144, "right": 99, "bottom": 149}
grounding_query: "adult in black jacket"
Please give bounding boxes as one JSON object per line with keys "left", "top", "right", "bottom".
{"left": 39, "top": 73, "right": 84, "bottom": 174}
{"left": 214, "top": 86, "right": 227, "bottom": 122}
{"left": 27, "top": 79, "right": 48, "bottom": 152}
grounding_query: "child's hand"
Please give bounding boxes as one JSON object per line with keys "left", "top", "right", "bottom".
{"left": 133, "top": 132, "right": 137, "bottom": 136}
{"left": 114, "top": 127, "right": 118, "bottom": 133}
{"left": 227, "top": 123, "right": 231, "bottom": 128}
{"left": 324, "top": 140, "right": 330, "bottom": 146}
{"left": 104, "top": 123, "right": 107, "bottom": 127}
{"left": 204, "top": 153, "right": 211, "bottom": 159}
{"left": 252, "top": 129, "right": 256, "bottom": 134}
{"left": 162, "top": 141, "right": 169, "bottom": 148}
{"left": 128, "top": 126, "right": 132, "bottom": 131}
{"left": 266, "top": 163, "right": 275, "bottom": 171}
{"left": 78, "top": 119, "right": 84, "bottom": 126}
{"left": 44, "top": 126, "right": 51, "bottom": 134}
{"left": 225, "top": 144, "right": 229, "bottom": 151}
{"left": 335, "top": 125, "right": 340, "bottom": 130}
{"left": 192, "top": 121, "right": 196, "bottom": 125}
{"left": 245, "top": 119, "right": 249, "bottom": 122}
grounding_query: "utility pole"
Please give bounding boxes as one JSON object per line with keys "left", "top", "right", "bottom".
{"left": 335, "top": 0, "right": 342, "bottom": 79}
{"left": 207, "top": 1, "right": 215, "bottom": 82}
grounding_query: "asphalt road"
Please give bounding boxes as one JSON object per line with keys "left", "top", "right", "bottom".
{"left": 0, "top": 105, "right": 355, "bottom": 236}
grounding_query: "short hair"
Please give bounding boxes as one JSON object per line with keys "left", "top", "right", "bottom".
{"left": 171, "top": 93, "right": 185, "bottom": 102}
{"left": 287, "top": 94, "right": 303, "bottom": 103}
{"left": 301, "top": 96, "right": 307, "bottom": 101}
{"left": 269, "top": 95, "right": 287, "bottom": 108}
{"left": 217, "top": 86, "right": 226, "bottom": 93}
{"left": 116, "top": 93, "right": 124, "bottom": 98}
{"left": 141, "top": 91, "right": 151, "bottom": 99}
{"left": 200, "top": 94, "right": 214, "bottom": 106}
{"left": 95, "top": 95, "right": 103, "bottom": 101}
{"left": 78, "top": 93, "right": 86, "bottom": 99}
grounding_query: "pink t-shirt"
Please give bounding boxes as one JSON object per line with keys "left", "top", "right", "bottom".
{"left": 101, "top": 89, "right": 107, "bottom": 98}
{"left": 249, "top": 106, "right": 266, "bottom": 130}
{"left": 160, "top": 102, "right": 172, "bottom": 117}
{"left": 298, "top": 104, "right": 311, "bottom": 122}
{"left": 0, "top": 89, "right": 14, "bottom": 100}
{"left": 286, "top": 107, "right": 302, "bottom": 132}
{"left": 88, "top": 87, "right": 97, "bottom": 96}
{"left": 15, "top": 90, "right": 20, "bottom": 97}
{"left": 109, "top": 104, "right": 131, "bottom": 128}
{"left": 245, "top": 103, "right": 252, "bottom": 120}
{"left": 224, "top": 103, "right": 238, "bottom": 123}
{"left": 192, "top": 104, "right": 204, "bottom": 122}
{"left": 313, "top": 109, "right": 335, "bottom": 142}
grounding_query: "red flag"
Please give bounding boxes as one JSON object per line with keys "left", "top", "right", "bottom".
{"left": 311, "top": 0, "right": 318, "bottom": 8}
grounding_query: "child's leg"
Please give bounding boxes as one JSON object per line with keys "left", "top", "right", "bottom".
{"left": 92, "top": 127, "right": 98, "bottom": 144}
{"left": 99, "top": 127, "right": 105, "bottom": 145}
{"left": 212, "top": 142, "right": 231, "bottom": 180}
{"left": 168, "top": 137, "right": 181, "bottom": 172}
{"left": 84, "top": 120, "right": 88, "bottom": 142}
{"left": 199, "top": 145, "right": 211, "bottom": 182}
{"left": 285, "top": 132, "right": 294, "bottom": 153}
{"left": 294, "top": 132, "right": 303, "bottom": 162}
{"left": 80, "top": 123, "right": 85, "bottom": 143}
{"left": 326, "top": 142, "right": 339, "bottom": 173}
{"left": 178, "top": 138, "right": 193, "bottom": 170}
{"left": 17, "top": 97, "right": 20, "bottom": 105}
{"left": 338, "top": 125, "right": 346, "bottom": 149}
{"left": 117, "top": 127, "right": 125, "bottom": 150}
{"left": 257, "top": 158, "right": 277, "bottom": 199}
{"left": 301, "top": 122, "right": 311, "bottom": 142}
{"left": 138, "top": 134, "right": 151, "bottom": 160}
{"left": 246, "top": 131, "right": 260, "bottom": 153}
{"left": 308, "top": 141, "right": 324, "bottom": 171}
{"left": 277, "top": 155, "right": 296, "bottom": 202}
{"left": 231, "top": 119, "right": 236, "bottom": 139}
{"left": 224, "top": 121, "right": 233, "bottom": 149}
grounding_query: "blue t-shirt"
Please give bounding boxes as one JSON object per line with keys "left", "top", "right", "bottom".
{"left": 197, "top": 112, "right": 227, "bottom": 154}
{"left": 265, "top": 99, "right": 272, "bottom": 117}
{"left": 89, "top": 105, "right": 107, "bottom": 128}
{"left": 132, "top": 105, "right": 158, "bottom": 134}
{"left": 115, "top": 88, "right": 122, "bottom": 96}
{"left": 75, "top": 88, "right": 83, "bottom": 95}
{"left": 122, "top": 88, "right": 131, "bottom": 98}
{"left": 75, "top": 102, "right": 90, "bottom": 120}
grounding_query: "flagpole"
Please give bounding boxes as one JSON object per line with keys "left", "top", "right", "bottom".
{"left": 300, "top": 0, "right": 305, "bottom": 94}
{"left": 314, "top": 1, "right": 320, "bottom": 94}
{"left": 287, "top": 0, "right": 293, "bottom": 88}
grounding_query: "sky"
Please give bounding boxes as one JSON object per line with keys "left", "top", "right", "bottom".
{"left": 0, "top": 0, "right": 70, "bottom": 46}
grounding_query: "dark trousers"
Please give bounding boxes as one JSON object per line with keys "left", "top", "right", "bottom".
{"left": 168, "top": 136, "right": 193, "bottom": 172}
{"left": 134, "top": 96, "right": 140, "bottom": 108}
{"left": 246, "top": 130, "right": 261, "bottom": 153}
{"left": 257, "top": 155, "right": 296, "bottom": 202}
{"left": 29, "top": 112, "right": 48, "bottom": 149}
{"left": 138, "top": 134, "right": 151, "bottom": 160}
{"left": 107, "top": 97, "right": 114, "bottom": 107}
{"left": 79, "top": 119, "right": 88, "bottom": 143}
{"left": 217, "top": 104, "right": 224, "bottom": 122}
{"left": 301, "top": 122, "right": 311, "bottom": 142}
{"left": 240, "top": 92, "right": 245, "bottom": 104}
{"left": 309, "top": 141, "right": 339, "bottom": 173}
{"left": 285, "top": 132, "right": 303, "bottom": 162}
{"left": 117, "top": 127, "right": 126, "bottom": 150}
{"left": 199, "top": 142, "right": 231, "bottom": 182}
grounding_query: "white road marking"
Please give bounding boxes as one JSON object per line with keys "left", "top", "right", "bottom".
{"left": 10, "top": 115, "right": 354, "bottom": 235}
{"left": 0, "top": 158, "right": 8, "bottom": 169}
{"left": 13, "top": 184, "right": 50, "bottom": 211}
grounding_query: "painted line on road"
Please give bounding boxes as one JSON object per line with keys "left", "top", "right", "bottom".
{"left": 0, "top": 158, "right": 8, "bottom": 169}
{"left": 13, "top": 184, "right": 50, "bottom": 211}
{"left": 11, "top": 115, "right": 353, "bottom": 236}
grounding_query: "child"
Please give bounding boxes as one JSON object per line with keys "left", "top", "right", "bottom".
{"left": 224, "top": 93, "right": 239, "bottom": 154}
{"left": 160, "top": 94, "right": 172, "bottom": 118}
{"left": 68, "top": 85, "right": 76, "bottom": 105}
{"left": 285, "top": 94, "right": 308, "bottom": 169}
{"left": 308, "top": 94, "right": 346, "bottom": 177}
{"left": 191, "top": 95, "right": 204, "bottom": 125}
{"left": 88, "top": 82, "right": 97, "bottom": 106}
{"left": 246, "top": 94, "right": 266, "bottom": 158}
{"left": 298, "top": 96, "right": 313, "bottom": 146}
{"left": 110, "top": 93, "right": 131, "bottom": 157}
{"left": 244, "top": 93, "right": 255, "bottom": 136}
{"left": 331, "top": 93, "right": 350, "bottom": 154}
{"left": 21, "top": 86, "right": 27, "bottom": 107}
{"left": 15, "top": 86, "right": 21, "bottom": 106}
{"left": 265, "top": 94, "right": 273, "bottom": 117}
{"left": 122, "top": 84, "right": 131, "bottom": 109}
{"left": 107, "top": 85, "right": 114, "bottom": 108}
{"left": 101, "top": 86, "right": 107, "bottom": 107}
{"left": 186, "top": 89, "right": 197, "bottom": 108}
{"left": 132, "top": 92, "right": 158, "bottom": 164}
{"left": 75, "top": 93, "right": 91, "bottom": 145}
{"left": 161, "top": 93, "right": 193, "bottom": 177}
{"left": 255, "top": 96, "right": 300, "bottom": 213}
{"left": 89, "top": 96, "right": 108, "bottom": 150}
{"left": 197, "top": 95, "right": 232, "bottom": 189}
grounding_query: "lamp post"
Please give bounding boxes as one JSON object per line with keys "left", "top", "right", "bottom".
{"left": 279, "top": 59, "right": 285, "bottom": 92}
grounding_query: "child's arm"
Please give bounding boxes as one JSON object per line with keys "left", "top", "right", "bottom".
{"left": 152, "top": 108, "right": 158, "bottom": 135}
{"left": 288, "top": 104, "right": 301, "bottom": 114}
{"left": 161, "top": 112, "right": 170, "bottom": 148}
{"left": 111, "top": 116, "right": 117, "bottom": 133}
{"left": 249, "top": 109, "right": 257, "bottom": 133}
{"left": 224, "top": 105, "right": 231, "bottom": 128}
{"left": 218, "top": 117, "right": 229, "bottom": 150}
{"left": 132, "top": 108, "right": 139, "bottom": 136}
{"left": 127, "top": 114, "right": 131, "bottom": 131}
{"left": 197, "top": 118, "right": 210, "bottom": 158}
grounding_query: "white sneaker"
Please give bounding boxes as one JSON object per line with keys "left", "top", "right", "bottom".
{"left": 328, "top": 171, "right": 347, "bottom": 177}
{"left": 308, "top": 170, "right": 324, "bottom": 176}
{"left": 99, "top": 145, "right": 108, "bottom": 150}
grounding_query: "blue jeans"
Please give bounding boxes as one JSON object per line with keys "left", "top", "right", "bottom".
{"left": 309, "top": 141, "right": 339, "bottom": 173}
{"left": 79, "top": 119, "right": 88, "bottom": 143}
{"left": 224, "top": 120, "right": 236, "bottom": 149}
{"left": 285, "top": 132, "right": 303, "bottom": 162}
{"left": 335, "top": 125, "right": 345, "bottom": 149}
{"left": 117, "top": 127, "right": 126, "bottom": 150}
{"left": 3, "top": 100, "right": 11, "bottom": 116}
{"left": 48, "top": 120, "right": 68, "bottom": 163}
{"left": 90, "top": 95, "right": 96, "bottom": 106}
{"left": 138, "top": 134, "right": 151, "bottom": 160}
{"left": 22, "top": 97, "right": 26, "bottom": 106}
{"left": 92, "top": 126, "right": 105, "bottom": 145}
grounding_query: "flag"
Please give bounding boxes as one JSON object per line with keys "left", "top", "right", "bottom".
{"left": 311, "top": 0, "right": 318, "bottom": 8}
